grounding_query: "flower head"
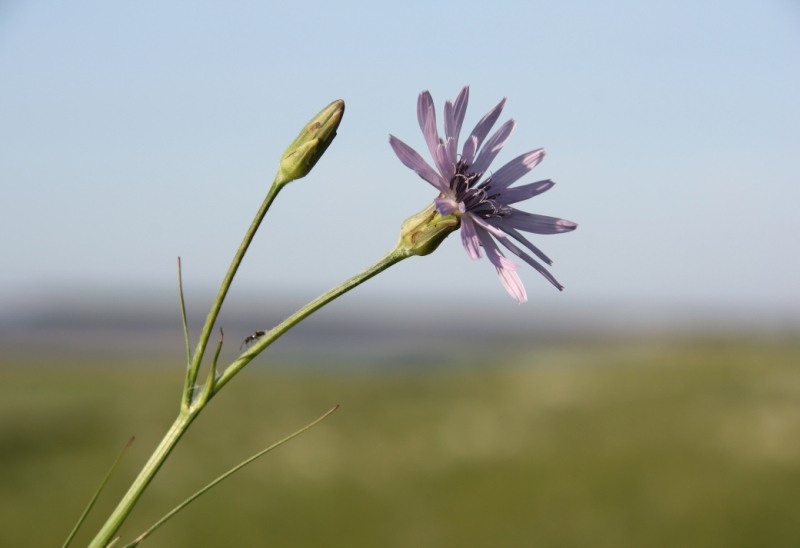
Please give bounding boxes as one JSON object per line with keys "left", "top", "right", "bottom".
{"left": 389, "top": 86, "right": 577, "bottom": 302}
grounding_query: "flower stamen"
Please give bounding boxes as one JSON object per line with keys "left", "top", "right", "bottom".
{"left": 449, "top": 160, "right": 510, "bottom": 220}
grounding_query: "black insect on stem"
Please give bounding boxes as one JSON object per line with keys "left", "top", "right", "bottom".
{"left": 240, "top": 330, "right": 266, "bottom": 350}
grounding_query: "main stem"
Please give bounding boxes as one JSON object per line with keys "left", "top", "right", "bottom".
{"left": 88, "top": 412, "right": 196, "bottom": 548}
{"left": 90, "top": 181, "right": 284, "bottom": 547}
{"left": 89, "top": 245, "right": 410, "bottom": 547}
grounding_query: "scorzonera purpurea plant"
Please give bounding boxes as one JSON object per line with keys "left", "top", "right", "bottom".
{"left": 73, "top": 87, "right": 576, "bottom": 547}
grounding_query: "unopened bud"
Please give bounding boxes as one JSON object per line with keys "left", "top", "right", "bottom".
{"left": 398, "top": 202, "right": 460, "bottom": 257}
{"left": 277, "top": 99, "right": 345, "bottom": 185}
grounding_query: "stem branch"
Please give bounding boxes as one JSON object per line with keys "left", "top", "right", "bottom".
{"left": 182, "top": 181, "right": 282, "bottom": 409}
{"left": 214, "top": 246, "right": 409, "bottom": 394}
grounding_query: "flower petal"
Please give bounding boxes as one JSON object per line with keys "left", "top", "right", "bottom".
{"left": 417, "top": 92, "right": 442, "bottom": 168}
{"left": 494, "top": 232, "right": 565, "bottom": 291}
{"left": 499, "top": 267, "right": 527, "bottom": 302}
{"left": 499, "top": 225, "right": 554, "bottom": 265}
{"left": 440, "top": 138, "right": 457, "bottom": 177}
{"left": 471, "top": 119, "right": 516, "bottom": 175}
{"left": 424, "top": 106, "right": 449, "bottom": 174}
{"left": 463, "top": 97, "right": 506, "bottom": 165}
{"left": 476, "top": 229, "right": 528, "bottom": 302}
{"left": 489, "top": 149, "right": 546, "bottom": 190}
{"left": 421, "top": 141, "right": 450, "bottom": 183}
{"left": 444, "top": 86, "right": 469, "bottom": 145}
{"left": 462, "top": 135, "right": 478, "bottom": 165}
{"left": 389, "top": 135, "right": 448, "bottom": 192}
{"left": 459, "top": 214, "right": 482, "bottom": 259}
{"left": 497, "top": 179, "right": 555, "bottom": 204}
{"left": 496, "top": 264, "right": 527, "bottom": 303}
{"left": 504, "top": 210, "right": 578, "bottom": 234}
{"left": 469, "top": 213, "right": 508, "bottom": 239}
{"left": 417, "top": 91, "right": 435, "bottom": 135}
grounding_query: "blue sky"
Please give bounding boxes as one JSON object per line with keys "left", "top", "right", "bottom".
{"left": 1, "top": 1, "right": 798, "bottom": 317}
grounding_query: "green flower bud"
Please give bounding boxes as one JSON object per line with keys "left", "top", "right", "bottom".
{"left": 277, "top": 99, "right": 345, "bottom": 185}
{"left": 398, "top": 202, "right": 461, "bottom": 257}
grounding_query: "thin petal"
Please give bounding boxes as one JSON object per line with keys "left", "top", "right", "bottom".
{"left": 501, "top": 225, "right": 554, "bottom": 265}
{"left": 423, "top": 106, "right": 447, "bottom": 174}
{"left": 462, "top": 135, "right": 478, "bottom": 164}
{"left": 494, "top": 232, "right": 565, "bottom": 291}
{"left": 504, "top": 210, "right": 578, "bottom": 234}
{"left": 497, "top": 266, "right": 527, "bottom": 303}
{"left": 479, "top": 216, "right": 564, "bottom": 289}
{"left": 443, "top": 137, "right": 458, "bottom": 175}
{"left": 489, "top": 149, "right": 546, "bottom": 190}
{"left": 484, "top": 219, "right": 554, "bottom": 265}
{"left": 444, "top": 86, "right": 469, "bottom": 144}
{"left": 476, "top": 229, "right": 528, "bottom": 302}
{"left": 471, "top": 119, "right": 516, "bottom": 175}
{"left": 417, "top": 91, "right": 435, "bottom": 135}
{"left": 469, "top": 213, "right": 509, "bottom": 239}
{"left": 459, "top": 214, "right": 482, "bottom": 259}
{"left": 433, "top": 140, "right": 455, "bottom": 180}
{"left": 389, "top": 135, "right": 448, "bottom": 192}
{"left": 497, "top": 179, "right": 555, "bottom": 204}
{"left": 417, "top": 92, "right": 442, "bottom": 169}
{"left": 463, "top": 97, "right": 506, "bottom": 165}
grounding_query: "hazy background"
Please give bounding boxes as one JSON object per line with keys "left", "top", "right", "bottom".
{"left": 1, "top": 0, "right": 798, "bottom": 322}
{"left": 2, "top": 2, "right": 800, "bottom": 547}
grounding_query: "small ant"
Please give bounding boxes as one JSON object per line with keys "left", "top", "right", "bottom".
{"left": 240, "top": 330, "right": 266, "bottom": 350}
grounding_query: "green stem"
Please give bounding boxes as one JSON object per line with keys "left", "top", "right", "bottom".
{"left": 214, "top": 245, "right": 410, "bottom": 394}
{"left": 88, "top": 244, "right": 410, "bottom": 547}
{"left": 88, "top": 412, "right": 196, "bottom": 548}
{"left": 91, "top": 180, "right": 286, "bottom": 547}
{"left": 90, "top": 99, "right": 347, "bottom": 545}
{"left": 182, "top": 180, "right": 283, "bottom": 409}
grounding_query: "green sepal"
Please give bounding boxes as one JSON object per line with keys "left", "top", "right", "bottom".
{"left": 277, "top": 99, "right": 344, "bottom": 185}
{"left": 398, "top": 202, "right": 461, "bottom": 257}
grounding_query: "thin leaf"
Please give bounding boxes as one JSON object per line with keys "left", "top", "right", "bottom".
{"left": 178, "top": 257, "right": 194, "bottom": 409}
{"left": 124, "top": 405, "right": 339, "bottom": 547}
{"left": 62, "top": 436, "right": 135, "bottom": 548}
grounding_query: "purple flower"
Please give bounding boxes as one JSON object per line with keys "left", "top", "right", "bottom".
{"left": 389, "top": 86, "right": 577, "bottom": 303}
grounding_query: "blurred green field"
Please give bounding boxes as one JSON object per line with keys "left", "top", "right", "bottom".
{"left": 1, "top": 334, "right": 799, "bottom": 547}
